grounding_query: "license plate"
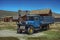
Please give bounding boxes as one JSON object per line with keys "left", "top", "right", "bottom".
{"left": 20, "top": 26, "right": 25, "bottom": 29}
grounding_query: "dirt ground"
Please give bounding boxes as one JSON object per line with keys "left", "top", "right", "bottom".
{"left": 0, "top": 30, "right": 47, "bottom": 40}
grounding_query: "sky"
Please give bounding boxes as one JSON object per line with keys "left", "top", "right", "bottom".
{"left": 0, "top": 0, "right": 60, "bottom": 13}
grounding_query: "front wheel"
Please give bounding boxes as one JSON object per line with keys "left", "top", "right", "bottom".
{"left": 17, "top": 28, "right": 20, "bottom": 33}
{"left": 27, "top": 26, "right": 34, "bottom": 34}
{"left": 17, "top": 25, "right": 22, "bottom": 33}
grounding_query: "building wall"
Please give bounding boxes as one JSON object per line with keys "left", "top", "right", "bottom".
{"left": 4, "top": 17, "right": 13, "bottom": 22}
{"left": 55, "top": 18, "right": 60, "bottom": 22}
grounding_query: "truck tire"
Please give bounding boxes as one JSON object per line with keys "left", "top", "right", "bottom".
{"left": 17, "top": 28, "right": 22, "bottom": 33}
{"left": 27, "top": 26, "right": 34, "bottom": 34}
{"left": 17, "top": 29, "right": 20, "bottom": 33}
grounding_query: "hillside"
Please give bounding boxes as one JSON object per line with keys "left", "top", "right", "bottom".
{"left": 0, "top": 10, "right": 18, "bottom": 18}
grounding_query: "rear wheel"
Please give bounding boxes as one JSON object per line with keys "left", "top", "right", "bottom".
{"left": 17, "top": 28, "right": 20, "bottom": 33}
{"left": 43, "top": 24, "right": 49, "bottom": 30}
{"left": 27, "top": 26, "right": 34, "bottom": 34}
{"left": 17, "top": 28, "right": 22, "bottom": 33}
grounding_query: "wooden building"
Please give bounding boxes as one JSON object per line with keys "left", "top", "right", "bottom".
{"left": 54, "top": 16, "right": 60, "bottom": 22}
{"left": 3, "top": 16, "right": 13, "bottom": 22}
{"left": 30, "top": 9, "right": 52, "bottom": 16}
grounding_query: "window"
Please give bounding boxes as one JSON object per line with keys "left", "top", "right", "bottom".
{"left": 34, "top": 17, "right": 39, "bottom": 20}
{"left": 27, "top": 16, "right": 34, "bottom": 21}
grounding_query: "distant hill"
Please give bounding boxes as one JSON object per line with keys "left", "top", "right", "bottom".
{"left": 0, "top": 10, "right": 18, "bottom": 18}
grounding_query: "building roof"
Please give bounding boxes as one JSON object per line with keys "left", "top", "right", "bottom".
{"left": 30, "top": 9, "right": 52, "bottom": 14}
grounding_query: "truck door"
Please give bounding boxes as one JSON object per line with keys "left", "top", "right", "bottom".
{"left": 34, "top": 17, "right": 40, "bottom": 27}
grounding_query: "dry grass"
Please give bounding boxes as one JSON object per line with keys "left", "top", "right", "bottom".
{"left": 50, "top": 22, "right": 60, "bottom": 30}
{"left": 0, "top": 21, "right": 17, "bottom": 30}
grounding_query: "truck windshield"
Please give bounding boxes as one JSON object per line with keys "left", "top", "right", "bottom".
{"left": 27, "top": 16, "right": 34, "bottom": 21}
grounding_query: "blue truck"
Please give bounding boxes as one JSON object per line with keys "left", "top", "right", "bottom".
{"left": 17, "top": 14, "right": 54, "bottom": 34}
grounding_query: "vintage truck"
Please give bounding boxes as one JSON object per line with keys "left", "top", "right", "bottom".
{"left": 17, "top": 14, "right": 54, "bottom": 34}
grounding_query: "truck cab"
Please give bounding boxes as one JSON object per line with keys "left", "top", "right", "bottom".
{"left": 17, "top": 14, "right": 54, "bottom": 34}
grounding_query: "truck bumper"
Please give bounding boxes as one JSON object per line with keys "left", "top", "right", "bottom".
{"left": 17, "top": 24, "right": 27, "bottom": 33}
